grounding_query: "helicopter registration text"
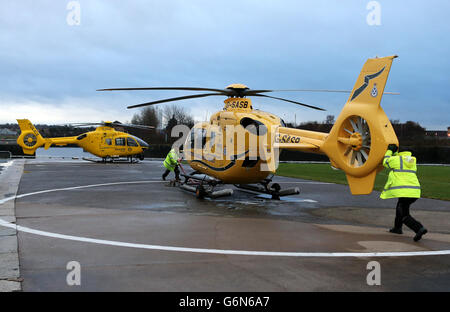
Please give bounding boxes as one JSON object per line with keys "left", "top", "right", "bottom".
{"left": 225, "top": 100, "right": 249, "bottom": 110}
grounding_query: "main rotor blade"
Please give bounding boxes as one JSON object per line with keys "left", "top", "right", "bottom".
{"left": 67, "top": 123, "right": 104, "bottom": 127}
{"left": 252, "top": 94, "right": 326, "bottom": 111}
{"left": 246, "top": 89, "right": 399, "bottom": 95}
{"left": 64, "top": 122, "right": 154, "bottom": 130}
{"left": 97, "top": 87, "right": 230, "bottom": 94}
{"left": 127, "top": 92, "right": 225, "bottom": 109}
{"left": 98, "top": 87, "right": 399, "bottom": 95}
{"left": 115, "top": 123, "right": 155, "bottom": 129}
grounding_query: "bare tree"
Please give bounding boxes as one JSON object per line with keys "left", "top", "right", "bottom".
{"left": 130, "top": 107, "right": 164, "bottom": 144}
{"left": 131, "top": 107, "right": 161, "bottom": 129}
{"left": 162, "top": 104, "right": 194, "bottom": 128}
{"left": 324, "top": 115, "right": 335, "bottom": 125}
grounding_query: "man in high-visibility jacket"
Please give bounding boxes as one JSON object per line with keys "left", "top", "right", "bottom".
{"left": 381, "top": 144, "right": 427, "bottom": 241}
{"left": 162, "top": 147, "right": 181, "bottom": 181}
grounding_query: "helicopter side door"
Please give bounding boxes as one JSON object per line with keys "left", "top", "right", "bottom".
{"left": 188, "top": 125, "right": 226, "bottom": 167}
{"left": 126, "top": 136, "right": 139, "bottom": 155}
{"left": 114, "top": 137, "right": 127, "bottom": 155}
{"left": 100, "top": 135, "right": 113, "bottom": 150}
{"left": 203, "top": 126, "right": 223, "bottom": 164}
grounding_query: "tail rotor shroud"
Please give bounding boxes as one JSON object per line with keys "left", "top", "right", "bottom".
{"left": 23, "top": 133, "right": 37, "bottom": 148}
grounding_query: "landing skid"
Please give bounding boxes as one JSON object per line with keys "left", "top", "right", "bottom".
{"left": 173, "top": 172, "right": 233, "bottom": 199}
{"left": 173, "top": 172, "right": 299, "bottom": 200}
{"left": 234, "top": 177, "right": 300, "bottom": 200}
{"left": 82, "top": 157, "right": 140, "bottom": 164}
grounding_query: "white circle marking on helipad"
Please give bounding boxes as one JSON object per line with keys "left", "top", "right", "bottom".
{"left": 1, "top": 180, "right": 449, "bottom": 258}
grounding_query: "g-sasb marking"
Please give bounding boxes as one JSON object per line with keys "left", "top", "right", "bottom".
{"left": 225, "top": 100, "right": 249, "bottom": 109}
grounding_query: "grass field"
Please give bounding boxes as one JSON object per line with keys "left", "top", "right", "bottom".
{"left": 276, "top": 163, "right": 450, "bottom": 201}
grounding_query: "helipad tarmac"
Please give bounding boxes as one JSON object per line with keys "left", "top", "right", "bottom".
{"left": 1, "top": 159, "right": 450, "bottom": 291}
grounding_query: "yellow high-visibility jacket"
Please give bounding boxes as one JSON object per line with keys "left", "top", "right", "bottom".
{"left": 163, "top": 149, "right": 179, "bottom": 171}
{"left": 380, "top": 150, "right": 421, "bottom": 199}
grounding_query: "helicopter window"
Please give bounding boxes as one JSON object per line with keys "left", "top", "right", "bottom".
{"left": 201, "top": 129, "right": 207, "bottom": 148}
{"left": 77, "top": 134, "right": 87, "bottom": 140}
{"left": 189, "top": 129, "right": 195, "bottom": 148}
{"left": 115, "top": 138, "right": 126, "bottom": 146}
{"left": 134, "top": 137, "right": 149, "bottom": 148}
{"left": 105, "top": 138, "right": 112, "bottom": 145}
{"left": 190, "top": 128, "right": 207, "bottom": 149}
{"left": 209, "top": 131, "right": 216, "bottom": 147}
{"left": 240, "top": 118, "right": 267, "bottom": 136}
{"left": 127, "top": 137, "right": 138, "bottom": 147}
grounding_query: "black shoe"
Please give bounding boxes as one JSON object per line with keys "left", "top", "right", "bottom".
{"left": 414, "top": 227, "right": 428, "bottom": 242}
{"left": 389, "top": 228, "right": 403, "bottom": 234}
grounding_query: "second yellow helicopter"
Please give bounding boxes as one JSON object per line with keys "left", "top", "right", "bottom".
{"left": 16, "top": 120, "right": 151, "bottom": 162}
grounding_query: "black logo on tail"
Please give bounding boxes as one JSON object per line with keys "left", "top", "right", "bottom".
{"left": 350, "top": 66, "right": 385, "bottom": 101}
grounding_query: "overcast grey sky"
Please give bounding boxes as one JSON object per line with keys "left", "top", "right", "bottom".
{"left": 0, "top": 0, "right": 449, "bottom": 129}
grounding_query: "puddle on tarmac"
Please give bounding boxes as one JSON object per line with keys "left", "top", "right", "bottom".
{"left": 117, "top": 185, "right": 322, "bottom": 221}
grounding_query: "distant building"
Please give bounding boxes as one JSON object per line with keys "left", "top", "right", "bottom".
{"left": 0, "top": 128, "right": 17, "bottom": 136}
{"left": 424, "top": 127, "right": 449, "bottom": 138}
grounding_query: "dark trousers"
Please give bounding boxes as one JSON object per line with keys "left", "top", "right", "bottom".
{"left": 394, "top": 197, "right": 423, "bottom": 233}
{"left": 163, "top": 165, "right": 180, "bottom": 180}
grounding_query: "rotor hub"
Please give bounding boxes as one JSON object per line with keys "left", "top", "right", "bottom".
{"left": 225, "top": 84, "right": 249, "bottom": 97}
{"left": 225, "top": 83, "right": 249, "bottom": 90}
{"left": 350, "top": 132, "right": 363, "bottom": 151}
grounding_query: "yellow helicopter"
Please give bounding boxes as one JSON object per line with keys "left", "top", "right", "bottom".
{"left": 99, "top": 55, "right": 399, "bottom": 198}
{"left": 16, "top": 120, "right": 152, "bottom": 162}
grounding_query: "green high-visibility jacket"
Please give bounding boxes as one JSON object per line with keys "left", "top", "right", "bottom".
{"left": 163, "top": 149, "right": 179, "bottom": 171}
{"left": 380, "top": 150, "right": 421, "bottom": 199}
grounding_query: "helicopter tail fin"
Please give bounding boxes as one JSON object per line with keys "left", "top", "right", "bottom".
{"left": 320, "top": 55, "right": 399, "bottom": 195}
{"left": 16, "top": 119, "right": 47, "bottom": 155}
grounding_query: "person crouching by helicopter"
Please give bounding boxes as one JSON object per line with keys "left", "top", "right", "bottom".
{"left": 162, "top": 146, "right": 182, "bottom": 181}
{"left": 380, "top": 144, "right": 428, "bottom": 242}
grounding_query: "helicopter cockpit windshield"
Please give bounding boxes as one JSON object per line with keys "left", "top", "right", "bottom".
{"left": 132, "top": 136, "right": 149, "bottom": 148}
